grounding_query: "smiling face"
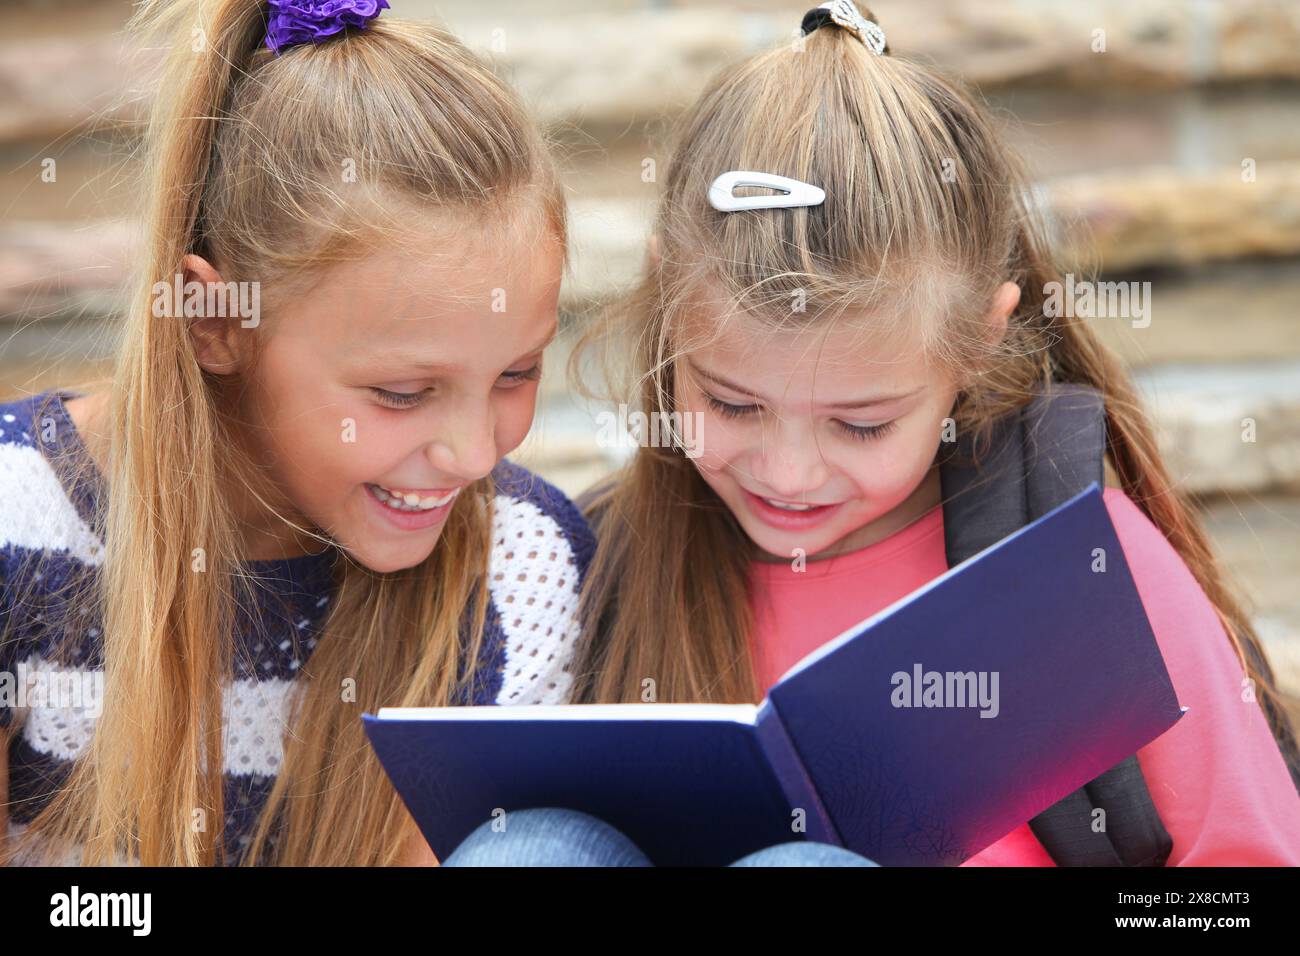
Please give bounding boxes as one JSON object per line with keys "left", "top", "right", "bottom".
{"left": 673, "top": 308, "right": 961, "bottom": 563}
{"left": 219, "top": 223, "right": 563, "bottom": 573}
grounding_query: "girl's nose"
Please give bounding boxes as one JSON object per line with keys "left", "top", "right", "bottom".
{"left": 424, "top": 405, "right": 498, "bottom": 483}
{"left": 750, "top": 424, "right": 830, "bottom": 500}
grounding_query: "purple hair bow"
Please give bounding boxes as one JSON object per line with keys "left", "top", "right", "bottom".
{"left": 264, "top": 0, "right": 391, "bottom": 55}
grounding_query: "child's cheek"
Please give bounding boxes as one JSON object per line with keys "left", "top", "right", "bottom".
{"left": 280, "top": 402, "right": 386, "bottom": 516}
{"left": 336, "top": 408, "right": 399, "bottom": 485}
{"left": 290, "top": 395, "right": 378, "bottom": 476}
{"left": 492, "top": 384, "right": 542, "bottom": 458}
{"left": 677, "top": 396, "right": 734, "bottom": 470}
{"left": 281, "top": 399, "right": 409, "bottom": 523}
{"left": 862, "top": 421, "right": 936, "bottom": 498}
{"left": 682, "top": 412, "right": 731, "bottom": 478}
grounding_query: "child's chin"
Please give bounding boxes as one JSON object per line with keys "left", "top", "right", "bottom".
{"left": 350, "top": 534, "right": 444, "bottom": 574}
{"left": 740, "top": 519, "right": 827, "bottom": 560}
{"left": 764, "top": 508, "right": 866, "bottom": 554}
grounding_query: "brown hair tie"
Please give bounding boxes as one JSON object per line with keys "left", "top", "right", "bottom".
{"left": 800, "top": 1, "right": 889, "bottom": 55}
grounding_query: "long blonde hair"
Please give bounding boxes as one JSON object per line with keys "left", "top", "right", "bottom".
{"left": 6, "top": 0, "right": 564, "bottom": 866}
{"left": 568, "top": 8, "right": 1299, "bottom": 786}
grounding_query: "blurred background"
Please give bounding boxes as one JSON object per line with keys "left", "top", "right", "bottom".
{"left": 1, "top": 0, "right": 1299, "bottom": 713}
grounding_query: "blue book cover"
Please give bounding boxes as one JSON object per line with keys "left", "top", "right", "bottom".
{"left": 362, "top": 482, "right": 1185, "bottom": 866}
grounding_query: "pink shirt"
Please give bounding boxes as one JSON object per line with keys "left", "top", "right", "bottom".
{"left": 747, "top": 486, "right": 1300, "bottom": 865}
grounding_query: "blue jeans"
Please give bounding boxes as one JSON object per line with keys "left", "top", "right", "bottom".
{"left": 440, "top": 807, "right": 880, "bottom": 866}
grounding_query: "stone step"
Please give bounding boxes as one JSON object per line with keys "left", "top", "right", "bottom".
{"left": 0, "top": 220, "right": 132, "bottom": 320}
{"left": 464, "top": 0, "right": 1300, "bottom": 127}
{"left": 552, "top": 81, "right": 1300, "bottom": 192}
{"left": 1085, "top": 258, "right": 1300, "bottom": 368}
{"left": 1045, "top": 161, "right": 1300, "bottom": 271}
{"left": 989, "top": 84, "right": 1300, "bottom": 180}
{"left": 10, "top": 80, "right": 1300, "bottom": 225}
{"left": 6, "top": 0, "right": 1300, "bottom": 143}
{"left": 4, "top": 160, "right": 1299, "bottom": 322}
{"left": 1133, "top": 361, "right": 1300, "bottom": 496}
{"left": 1198, "top": 494, "right": 1300, "bottom": 699}
{"left": 568, "top": 165, "right": 1300, "bottom": 289}
{"left": 570, "top": 162, "right": 1300, "bottom": 290}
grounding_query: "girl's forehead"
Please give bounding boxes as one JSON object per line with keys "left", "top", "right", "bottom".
{"left": 262, "top": 230, "right": 563, "bottom": 369}
{"left": 299, "top": 225, "right": 559, "bottom": 308}
{"left": 679, "top": 306, "right": 930, "bottom": 378}
{"left": 676, "top": 328, "right": 941, "bottom": 414}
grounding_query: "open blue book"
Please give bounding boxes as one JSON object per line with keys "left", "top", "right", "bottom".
{"left": 362, "top": 482, "right": 1185, "bottom": 866}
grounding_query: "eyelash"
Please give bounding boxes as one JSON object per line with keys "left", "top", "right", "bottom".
{"left": 369, "top": 364, "right": 542, "bottom": 409}
{"left": 703, "top": 394, "right": 898, "bottom": 442}
{"left": 370, "top": 388, "right": 425, "bottom": 409}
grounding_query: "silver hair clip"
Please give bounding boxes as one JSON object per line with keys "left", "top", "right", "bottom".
{"left": 707, "top": 170, "right": 826, "bottom": 213}
{"left": 801, "top": 1, "right": 887, "bottom": 56}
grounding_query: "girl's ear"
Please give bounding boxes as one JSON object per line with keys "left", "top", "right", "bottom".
{"left": 182, "top": 253, "right": 246, "bottom": 375}
{"left": 647, "top": 233, "right": 661, "bottom": 268}
{"left": 984, "top": 281, "right": 1020, "bottom": 346}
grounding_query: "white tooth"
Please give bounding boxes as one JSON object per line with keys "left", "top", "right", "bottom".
{"left": 766, "top": 498, "right": 813, "bottom": 511}
{"left": 419, "top": 489, "right": 460, "bottom": 508}
{"left": 373, "top": 484, "right": 460, "bottom": 511}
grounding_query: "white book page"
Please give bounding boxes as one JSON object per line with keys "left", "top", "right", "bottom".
{"left": 375, "top": 703, "right": 761, "bottom": 724}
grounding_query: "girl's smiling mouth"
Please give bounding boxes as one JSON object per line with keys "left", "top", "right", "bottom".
{"left": 740, "top": 487, "right": 844, "bottom": 529}
{"left": 367, "top": 483, "right": 462, "bottom": 510}
{"left": 364, "top": 482, "right": 463, "bottom": 529}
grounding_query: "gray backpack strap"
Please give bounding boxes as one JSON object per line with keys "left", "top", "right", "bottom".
{"left": 938, "top": 384, "right": 1173, "bottom": 866}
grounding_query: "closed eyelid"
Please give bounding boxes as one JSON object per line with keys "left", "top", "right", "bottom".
{"left": 376, "top": 380, "right": 433, "bottom": 392}
{"left": 837, "top": 413, "right": 893, "bottom": 427}
{"left": 354, "top": 331, "right": 552, "bottom": 382}
{"left": 703, "top": 389, "right": 889, "bottom": 424}
{"left": 705, "top": 390, "right": 755, "bottom": 406}
{"left": 688, "top": 360, "right": 923, "bottom": 412}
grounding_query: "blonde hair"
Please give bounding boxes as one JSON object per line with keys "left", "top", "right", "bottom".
{"left": 6, "top": 0, "right": 564, "bottom": 866}
{"left": 568, "top": 8, "right": 1299, "bottom": 786}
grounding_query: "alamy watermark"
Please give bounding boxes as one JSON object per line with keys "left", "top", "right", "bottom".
{"left": 0, "top": 663, "right": 104, "bottom": 719}
{"left": 50, "top": 885, "right": 150, "bottom": 935}
{"left": 595, "top": 404, "right": 704, "bottom": 459}
{"left": 891, "top": 663, "right": 1000, "bottom": 718}
{"left": 152, "top": 274, "right": 261, "bottom": 328}
{"left": 1043, "top": 274, "right": 1151, "bottom": 329}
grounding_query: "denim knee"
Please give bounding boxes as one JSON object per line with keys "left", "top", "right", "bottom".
{"left": 440, "top": 807, "right": 653, "bottom": 867}
{"left": 729, "top": 840, "right": 880, "bottom": 867}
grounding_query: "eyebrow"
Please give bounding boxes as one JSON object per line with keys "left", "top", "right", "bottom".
{"left": 359, "top": 321, "right": 560, "bottom": 372}
{"left": 687, "top": 359, "right": 924, "bottom": 410}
